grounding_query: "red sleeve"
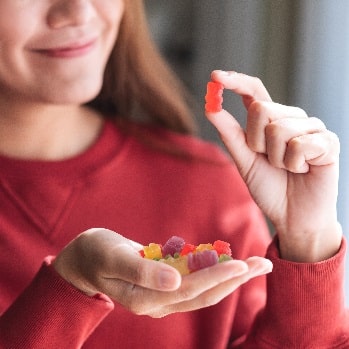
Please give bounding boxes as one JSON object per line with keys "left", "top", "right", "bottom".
{"left": 232, "top": 236, "right": 349, "bottom": 348}
{"left": 0, "top": 256, "right": 114, "bottom": 349}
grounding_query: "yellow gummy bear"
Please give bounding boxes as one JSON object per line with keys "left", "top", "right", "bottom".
{"left": 160, "top": 256, "right": 190, "bottom": 275}
{"left": 143, "top": 243, "right": 162, "bottom": 260}
{"left": 195, "top": 243, "right": 213, "bottom": 252}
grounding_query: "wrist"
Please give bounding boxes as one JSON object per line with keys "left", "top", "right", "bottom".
{"left": 277, "top": 222, "right": 342, "bottom": 262}
{"left": 53, "top": 245, "right": 98, "bottom": 297}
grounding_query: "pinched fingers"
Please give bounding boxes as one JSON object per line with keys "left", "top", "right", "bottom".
{"left": 211, "top": 70, "right": 272, "bottom": 108}
{"left": 209, "top": 71, "right": 337, "bottom": 169}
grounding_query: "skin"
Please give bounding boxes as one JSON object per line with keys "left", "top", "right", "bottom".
{"left": 0, "top": 2, "right": 341, "bottom": 318}
{"left": 0, "top": 0, "right": 123, "bottom": 160}
{"left": 207, "top": 70, "right": 342, "bottom": 263}
{"left": 54, "top": 71, "right": 341, "bottom": 318}
{"left": 54, "top": 229, "right": 272, "bottom": 318}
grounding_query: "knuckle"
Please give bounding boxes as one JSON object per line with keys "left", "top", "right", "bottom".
{"left": 328, "top": 131, "right": 340, "bottom": 151}
{"left": 265, "top": 122, "right": 280, "bottom": 140}
{"left": 246, "top": 137, "right": 261, "bottom": 153}
{"left": 287, "top": 137, "right": 303, "bottom": 154}
{"left": 75, "top": 229, "right": 93, "bottom": 246}
{"left": 284, "top": 140, "right": 304, "bottom": 172}
{"left": 248, "top": 100, "right": 267, "bottom": 116}
{"left": 129, "top": 259, "right": 149, "bottom": 286}
{"left": 309, "top": 116, "right": 325, "bottom": 128}
{"left": 292, "top": 106, "right": 308, "bottom": 118}
{"left": 251, "top": 76, "right": 263, "bottom": 87}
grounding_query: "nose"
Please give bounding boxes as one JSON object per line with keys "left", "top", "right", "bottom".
{"left": 47, "top": 0, "right": 96, "bottom": 28}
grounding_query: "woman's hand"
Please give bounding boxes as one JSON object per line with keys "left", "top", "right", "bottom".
{"left": 205, "top": 70, "right": 342, "bottom": 263}
{"left": 53, "top": 228, "right": 272, "bottom": 318}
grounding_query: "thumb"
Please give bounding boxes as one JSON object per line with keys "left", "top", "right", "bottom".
{"left": 206, "top": 109, "right": 257, "bottom": 179}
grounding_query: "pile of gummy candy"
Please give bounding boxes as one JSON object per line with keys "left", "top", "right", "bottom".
{"left": 139, "top": 236, "right": 232, "bottom": 275}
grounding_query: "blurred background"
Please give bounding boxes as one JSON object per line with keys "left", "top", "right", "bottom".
{"left": 145, "top": 0, "right": 349, "bottom": 302}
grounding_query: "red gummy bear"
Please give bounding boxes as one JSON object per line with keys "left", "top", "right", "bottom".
{"left": 213, "top": 240, "right": 232, "bottom": 256}
{"left": 205, "top": 81, "right": 224, "bottom": 113}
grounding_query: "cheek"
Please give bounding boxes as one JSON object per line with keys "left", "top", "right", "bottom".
{"left": 98, "top": 0, "right": 124, "bottom": 56}
{"left": 102, "top": 0, "right": 125, "bottom": 31}
{"left": 0, "top": 5, "right": 40, "bottom": 48}
{"left": 0, "top": 22, "right": 24, "bottom": 46}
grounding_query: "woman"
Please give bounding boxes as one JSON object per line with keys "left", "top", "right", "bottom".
{"left": 0, "top": 1, "right": 347, "bottom": 348}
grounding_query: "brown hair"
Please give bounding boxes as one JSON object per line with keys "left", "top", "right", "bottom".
{"left": 87, "top": 0, "right": 197, "bottom": 135}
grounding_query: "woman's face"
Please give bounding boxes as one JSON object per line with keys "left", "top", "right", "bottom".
{"left": 0, "top": 0, "right": 124, "bottom": 106}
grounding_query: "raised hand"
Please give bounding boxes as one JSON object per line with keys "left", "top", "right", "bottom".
{"left": 205, "top": 70, "right": 342, "bottom": 262}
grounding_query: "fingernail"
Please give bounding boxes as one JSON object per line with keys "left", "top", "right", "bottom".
{"left": 214, "top": 70, "right": 237, "bottom": 76}
{"left": 159, "top": 269, "right": 179, "bottom": 290}
{"left": 215, "top": 70, "right": 230, "bottom": 75}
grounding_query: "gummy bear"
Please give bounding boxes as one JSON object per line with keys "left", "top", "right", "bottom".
{"left": 205, "top": 81, "right": 224, "bottom": 112}
{"left": 162, "top": 236, "right": 185, "bottom": 257}
{"left": 187, "top": 250, "right": 219, "bottom": 272}
{"left": 143, "top": 243, "right": 162, "bottom": 260}
{"left": 140, "top": 236, "right": 233, "bottom": 275}
{"left": 213, "top": 240, "right": 232, "bottom": 256}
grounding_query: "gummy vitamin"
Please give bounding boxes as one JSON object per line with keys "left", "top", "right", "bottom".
{"left": 140, "top": 236, "right": 232, "bottom": 275}
{"left": 205, "top": 81, "right": 224, "bottom": 113}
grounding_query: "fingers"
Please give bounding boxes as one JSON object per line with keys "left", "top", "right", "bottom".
{"left": 206, "top": 70, "right": 339, "bottom": 174}
{"left": 104, "top": 256, "right": 272, "bottom": 318}
{"left": 159, "top": 256, "right": 272, "bottom": 317}
{"left": 55, "top": 229, "right": 182, "bottom": 296}
{"left": 206, "top": 108, "right": 257, "bottom": 179}
{"left": 103, "top": 259, "right": 248, "bottom": 306}
{"left": 103, "top": 243, "right": 182, "bottom": 291}
{"left": 246, "top": 102, "right": 338, "bottom": 172}
{"left": 284, "top": 130, "right": 340, "bottom": 173}
{"left": 246, "top": 101, "right": 310, "bottom": 153}
{"left": 211, "top": 70, "right": 272, "bottom": 108}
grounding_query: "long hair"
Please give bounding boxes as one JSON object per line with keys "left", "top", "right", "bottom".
{"left": 87, "top": 1, "right": 197, "bottom": 135}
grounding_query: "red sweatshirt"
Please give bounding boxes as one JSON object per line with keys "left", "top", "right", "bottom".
{"left": 0, "top": 120, "right": 347, "bottom": 348}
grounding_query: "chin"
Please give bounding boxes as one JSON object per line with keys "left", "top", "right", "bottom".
{"left": 42, "top": 81, "right": 103, "bottom": 106}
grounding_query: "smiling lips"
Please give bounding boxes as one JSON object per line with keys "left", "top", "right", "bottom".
{"left": 35, "top": 38, "right": 97, "bottom": 58}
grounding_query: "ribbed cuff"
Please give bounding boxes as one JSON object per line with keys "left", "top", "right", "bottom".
{"left": 0, "top": 256, "right": 114, "bottom": 348}
{"left": 252, "top": 236, "right": 348, "bottom": 348}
